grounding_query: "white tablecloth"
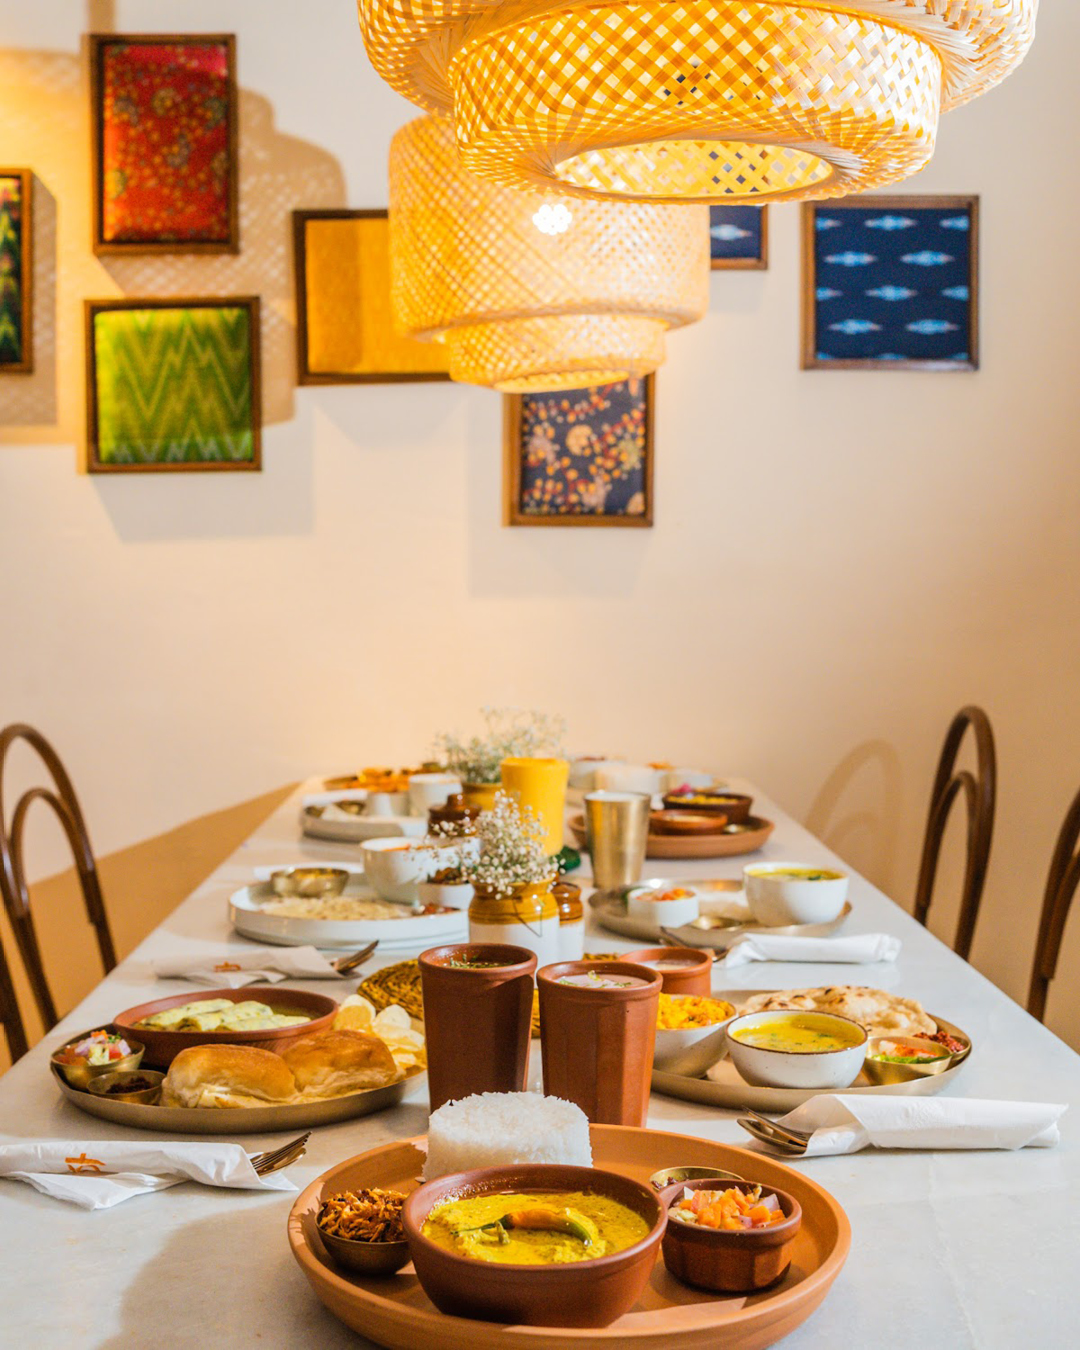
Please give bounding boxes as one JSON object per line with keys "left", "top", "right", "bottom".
{"left": 1, "top": 780, "right": 1077, "bottom": 1348}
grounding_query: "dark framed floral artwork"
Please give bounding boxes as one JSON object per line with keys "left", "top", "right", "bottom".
{"left": 0, "top": 169, "right": 32, "bottom": 372}
{"left": 85, "top": 297, "right": 260, "bottom": 472}
{"left": 801, "top": 195, "right": 979, "bottom": 371}
{"left": 89, "top": 34, "right": 238, "bottom": 254}
{"left": 503, "top": 376, "right": 655, "bottom": 527}
{"left": 709, "top": 204, "right": 768, "bottom": 270}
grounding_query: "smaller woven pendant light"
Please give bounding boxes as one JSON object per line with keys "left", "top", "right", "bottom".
{"left": 388, "top": 115, "right": 708, "bottom": 391}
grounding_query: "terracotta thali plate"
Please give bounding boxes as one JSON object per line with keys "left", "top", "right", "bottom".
{"left": 569, "top": 814, "right": 775, "bottom": 859}
{"left": 287, "top": 1125, "right": 850, "bottom": 1349}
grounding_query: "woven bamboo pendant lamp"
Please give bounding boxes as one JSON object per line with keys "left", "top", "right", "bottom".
{"left": 360, "top": 0, "right": 1036, "bottom": 203}
{"left": 388, "top": 115, "right": 709, "bottom": 391}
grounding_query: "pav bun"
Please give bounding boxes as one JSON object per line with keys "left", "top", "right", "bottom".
{"left": 281, "top": 1029, "right": 401, "bottom": 1098}
{"left": 161, "top": 1043, "right": 297, "bottom": 1108}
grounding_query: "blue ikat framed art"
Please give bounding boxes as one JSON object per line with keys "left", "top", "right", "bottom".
{"left": 801, "top": 196, "right": 978, "bottom": 371}
{"left": 709, "top": 205, "right": 768, "bottom": 270}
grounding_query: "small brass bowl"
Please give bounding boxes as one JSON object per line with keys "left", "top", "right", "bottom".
{"left": 270, "top": 867, "right": 350, "bottom": 899}
{"left": 50, "top": 1030, "right": 145, "bottom": 1090}
{"left": 649, "top": 1165, "right": 745, "bottom": 1191}
{"left": 863, "top": 1035, "right": 958, "bottom": 1084}
{"left": 86, "top": 1068, "right": 165, "bottom": 1104}
{"left": 318, "top": 1228, "right": 411, "bottom": 1276}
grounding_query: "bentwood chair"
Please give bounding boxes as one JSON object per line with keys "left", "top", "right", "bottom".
{"left": 1028, "top": 786, "right": 1080, "bottom": 1023}
{"left": 0, "top": 928, "right": 28, "bottom": 1063}
{"left": 0, "top": 723, "right": 117, "bottom": 1035}
{"left": 913, "top": 706, "right": 997, "bottom": 961}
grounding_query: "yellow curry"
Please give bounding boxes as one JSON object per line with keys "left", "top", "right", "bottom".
{"left": 421, "top": 1191, "right": 649, "bottom": 1264}
{"left": 731, "top": 1015, "right": 864, "bottom": 1053}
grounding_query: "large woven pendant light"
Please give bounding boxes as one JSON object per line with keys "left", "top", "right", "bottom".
{"left": 360, "top": 0, "right": 1036, "bottom": 204}
{"left": 388, "top": 115, "right": 708, "bottom": 391}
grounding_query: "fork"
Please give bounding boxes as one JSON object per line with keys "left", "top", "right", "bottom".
{"left": 737, "top": 1118, "right": 807, "bottom": 1155}
{"left": 744, "top": 1107, "right": 815, "bottom": 1145}
{"left": 333, "top": 940, "right": 379, "bottom": 975}
{"left": 250, "top": 1131, "right": 311, "bottom": 1176}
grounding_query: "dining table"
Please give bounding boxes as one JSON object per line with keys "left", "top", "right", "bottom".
{"left": 1, "top": 777, "right": 1077, "bottom": 1349}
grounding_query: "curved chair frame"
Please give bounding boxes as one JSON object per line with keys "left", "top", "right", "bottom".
{"left": 0, "top": 929, "right": 27, "bottom": 1064}
{"left": 1028, "top": 787, "right": 1080, "bottom": 1023}
{"left": 0, "top": 724, "right": 116, "bottom": 1035}
{"left": 913, "top": 706, "right": 996, "bottom": 961}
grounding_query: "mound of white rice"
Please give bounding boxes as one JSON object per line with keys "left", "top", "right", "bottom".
{"left": 423, "top": 1092, "right": 592, "bottom": 1180}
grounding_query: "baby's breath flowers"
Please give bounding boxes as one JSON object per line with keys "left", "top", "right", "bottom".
{"left": 462, "top": 791, "right": 557, "bottom": 898}
{"left": 434, "top": 707, "right": 567, "bottom": 786}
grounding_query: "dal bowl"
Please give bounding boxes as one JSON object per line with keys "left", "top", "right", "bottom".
{"left": 725, "top": 1010, "right": 867, "bottom": 1090}
{"left": 743, "top": 863, "right": 849, "bottom": 927}
{"left": 401, "top": 1163, "right": 666, "bottom": 1328}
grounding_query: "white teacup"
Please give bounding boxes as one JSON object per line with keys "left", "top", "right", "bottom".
{"left": 407, "top": 773, "right": 461, "bottom": 818}
{"left": 365, "top": 790, "right": 410, "bottom": 816}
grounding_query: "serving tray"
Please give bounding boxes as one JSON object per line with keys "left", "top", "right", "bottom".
{"left": 590, "top": 879, "right": 851, "bottom": 950}
{"left": 230, "top": 879, "right": 467, "bottom": 951}
{"left": 300, "top": 805, "right": 427, "bottom": 844}
{"left": 288, "top": 1125, "right": 850, "bottom": 1349}
{"left": 651, "top": 1000, "right": 972, "bottom": 1112}
{"left": 51, "top": 1061, "right": 425, "bottom": 1135}
{"left": 569, "top": 814, "right": 774, "bottom": 859}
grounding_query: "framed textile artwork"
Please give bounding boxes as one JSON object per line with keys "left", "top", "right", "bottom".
{"left": 801, "top": 196, "right": 979, "bottom": 371}
{"left": 90, "top": 34, "right": 238, "bottom": 254}
{"left": 293, "top": 209, "right": 450, "bottom": 384}
{"left": 709, "top": 205, "right": 768, "bottom": 270}
{"left": 503, "top": 376, "right": 655, "bottom": 527}
{"left": 85, "top": 298, "right": 260, "bottom": 473}
{"left": 0, "top": 170, "right": 32, "bottom": 372}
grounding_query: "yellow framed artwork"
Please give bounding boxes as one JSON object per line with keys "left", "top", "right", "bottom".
{"left": 292, "top": 209, "right": 450, "bottom": 384}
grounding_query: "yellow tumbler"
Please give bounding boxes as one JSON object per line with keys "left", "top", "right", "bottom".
{"left": 500, "top": 757, "right": 570, "bottom": 855}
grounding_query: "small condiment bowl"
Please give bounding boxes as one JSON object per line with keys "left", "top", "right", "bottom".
{"left": 743, "top": 862, "right": 849, "bottom": 926}
{"left": 416, "top": 878, "right": 475, "bottom": 911}
{"left": 726, "top": 1010, "right": 867, "bottom": 1089}
{"left": 863, "top": 1035, "right": 957, "bottom": 1084}
{"left": 649, "top": 810, "right": 728, "bottom": 837}
{"left": 50, "top": 1030, "right": 145, "bottom": 1090}
{"left": 317, "top": 1228, "right": 411, "bottom": 1276}
{"left": 662, "top": 791, "right": 753, "bottom": 823}
{"left": 86, "top": 1068, "right": 165, "bottom": 1104}
{"left": 653, "top": 996, "right": 737, "bottom": 1075}
{"left": 270, "top": 866, "right": 350, "bottom": 899}
{"left": 402, "top": 1163, "right": 665, "bottom": 1328}
{"left": 649, "top": 1165, "right": 746, "bottom": 1191}
{"left": 661, "top": 1177, "right": 802, "bottom": 1293}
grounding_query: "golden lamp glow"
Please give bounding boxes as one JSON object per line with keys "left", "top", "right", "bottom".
{"left": 387, "top": 116, "right": 708, "bottom": 392}
{"left": 360, "top": 0, "right": 1037, "bottom": 204}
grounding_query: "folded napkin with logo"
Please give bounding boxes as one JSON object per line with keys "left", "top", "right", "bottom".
{"left": 750, "top": 1095, "right": 1066, "bottom": 1157}
{"left": 0, "top": 1141, "right": 297, "bottom": 1210}
{"left": 716, "top": 932, "right": 901, "bottom": 968}
{"left": 151, "top": 946, "right": 343, "bottom": 987}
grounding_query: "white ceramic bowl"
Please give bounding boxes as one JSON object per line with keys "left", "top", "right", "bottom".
{"left": 416, "top": 879, "right": 475, "bottom": 911}
{"left": 653, "top": 997, "right": 737, "bottom": 1075}
{"left": 361, "top": 837, "right": 477, "bottom": 903}
{"left": 626, "top": 885, "right": 700, "bottom": 928}
{"left": 365, "top": 790, "right": 411, "bottom": 816}
{"left": 742, "top": 863, "right": 849, "bottom": 927}
{"left": 407, "top": 774, "right": 462, "bottom": 817}
{"left": 725, "top": 1010, "right": 867, "bottom": 1089}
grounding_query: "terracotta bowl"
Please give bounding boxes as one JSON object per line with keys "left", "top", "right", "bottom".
{"left": 661, "top": 1178, "right": 802, "bottom": 1293}
{"left": 112, "top": 987, "right": 339, "bottom": 1068}
{"left": 649, "top": 810, "right": 728, "bottom": 837}
{"left": 402, "top": 1164, "right": 666, "bottom": 1328}
{"left": 662, "top": 792, "right": 753, "bottom": 824}
{"left": 318, "top": 1228, "right": 412, "bottom": 1277}
{"left": 622, "top": 946, "right": 713, "bottom": 997}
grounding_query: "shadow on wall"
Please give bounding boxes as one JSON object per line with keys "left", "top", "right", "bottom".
{"left": 804, "top": 739, "right": 905, "bottom": 893}
{"left": 0, "top": 782, "right": 295, "bottom": 1075}
{"left": 0, "top": 44, "right": 345, "bottom": 440}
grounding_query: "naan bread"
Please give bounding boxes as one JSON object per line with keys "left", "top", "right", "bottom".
{"left": 739, "top": 986, "right": 936, "bottom": 1038}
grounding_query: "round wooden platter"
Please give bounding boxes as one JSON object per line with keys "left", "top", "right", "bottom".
{"left": 568, "top": 814, "right": 775, "bottom": 860}
{"left": 288, "top": 1125, "right": 851, "bottom": 1350}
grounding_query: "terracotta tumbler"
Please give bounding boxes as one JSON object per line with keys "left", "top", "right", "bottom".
{"left": 419, "top": 944, "right": 537, "bottom": 1113}
{"left": 537, "top": 960, "right": 662, "bottom": 1126}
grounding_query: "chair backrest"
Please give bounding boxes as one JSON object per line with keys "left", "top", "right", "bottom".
{"left": 0, "top": 927, "right": 28, "bottom": 1064}
{"left": 1028, "top": 786, "right": 1080, "bottom": 1023}
{"left": 913, "top": 706, "right": 997, "bottom": 961}
{"left": 0, "top": 723, "right": 116, "bottom": 1034}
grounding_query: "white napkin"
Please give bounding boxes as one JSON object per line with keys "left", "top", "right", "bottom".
{"left": 151, "top": 945, "right": 343, "bottom": 987}
{"left": 0, "top": 1141, "right": 297, "bottom": 1210}
{"left": 716, "top": 932, "right": 902, "bottom": 968}
{"left": 760, "top": 1095, "right": 1067, "bottom": 1157}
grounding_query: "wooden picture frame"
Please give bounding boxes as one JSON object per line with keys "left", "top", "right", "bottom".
{"left": 292, "top": 209, "right": 451, "bottom": 384}
{"left": 0, "top": 169, "right": 33, "bottom": 373}
{"left": 89, "top": 33, "right": 239, "bottom": 255}
{"left": 801, "top": 195, "right": 979, "bottom": 371}
{"left": 709, "top": 204, "right": 768, "bottom": 271}
{"left": 85, "top": 296, "right": 261, "bottom": 473}
{"left": 503, "top": 375, "right": 655, "bottom": 527}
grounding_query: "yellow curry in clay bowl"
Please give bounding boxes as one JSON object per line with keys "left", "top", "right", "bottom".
{"left": 725, "top": 1010, "right": 867, "bottom": 1089}
{"left": 402, "top": 1164, "right": 666, "bottom": 1327}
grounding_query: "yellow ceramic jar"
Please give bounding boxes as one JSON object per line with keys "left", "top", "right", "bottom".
{"left": 500, "top": 757, "right": 570, "bottom": 854}
{"left": 468, "top": 882, "right": 560, "bottom": 964}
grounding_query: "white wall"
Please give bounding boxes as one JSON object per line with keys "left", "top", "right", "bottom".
{"left": 3, "top": 1, "right": 1080, "bottom": 1045}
